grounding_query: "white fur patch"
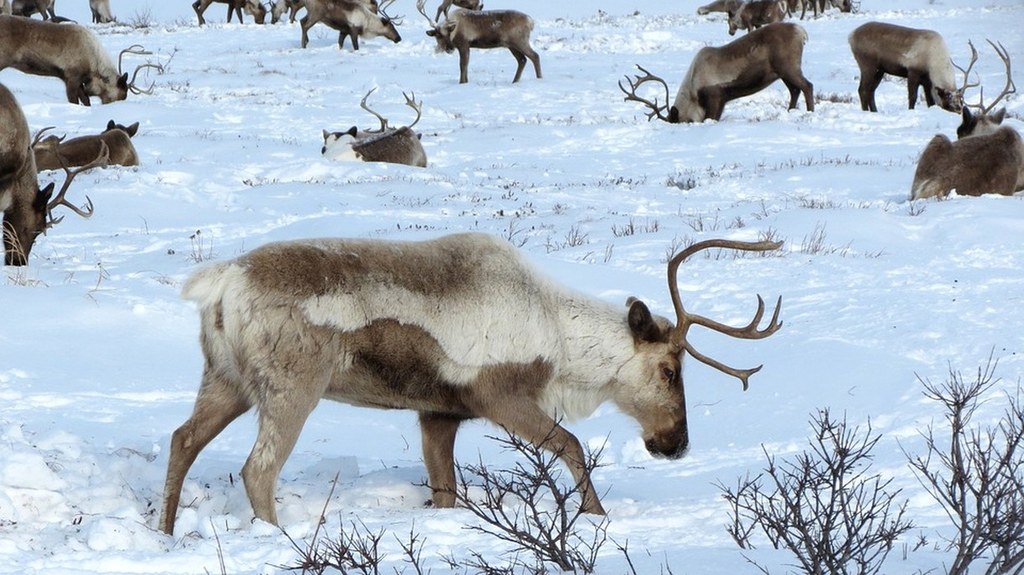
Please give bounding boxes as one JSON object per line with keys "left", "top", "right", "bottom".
{"left": 322, "top": 132, "right": 361, "bottom": 162}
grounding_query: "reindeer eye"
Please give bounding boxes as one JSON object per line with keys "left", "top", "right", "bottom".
{"left": 661, "top": 367, "right": 675, "bottom": 382}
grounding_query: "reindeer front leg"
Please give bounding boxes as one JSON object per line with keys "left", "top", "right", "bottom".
{"left": 457, "top": 44, "right": 471, "bottom": 84}
{"left": 418, "top": 412, "right": 464, "bottom": 508}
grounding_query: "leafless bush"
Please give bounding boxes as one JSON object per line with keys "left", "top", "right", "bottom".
{"left": 905, "top": 356, "right": 1024, "bottom": 575}
{"left": 718, "top": 409, "right": 914, "bottom": 574}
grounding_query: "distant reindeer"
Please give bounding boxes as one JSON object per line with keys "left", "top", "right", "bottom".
{"left": 5, "top": 0, "right": 56, "bottom": 19}
{"left": 417, "top": 0, "right": 540, "bottom": 84}
{"left": 786, "top": 0, "right": 851, "bottom": 20}
{"left": 727, "top": 0, "right": 787, "bottom": 36}
{"left": 159, "top": 233, "right": 782, "bottom": 534}
{"left": 433, "top": 0, "right": 481, "bottom": 21}
{"left": 322, "top": 88, "right": 427, "bottom": 167}
{"left": 33, "top": 121, "right": 140, "bottom": 172}
{"left": 0, "top": 18, "right": 160, "bottom": 105}
{"left": 270, "top": 0, "right": 304, "bottom": 23}
{"left": 697, "top": 0, "right": 742, "bottom": 15}
{"left": 1, "top": 83, "right": 108, "bottom": 266}
{"left": 849, "top": 22, "right": 969, "bottom": 113}
{"left": 193, "top": 0, "right": 267, "bottom": 25}
{"left": 90, "top": 0, "right": 114, "bottom": 23}
{"left": 621, "top": 23, "right": 813, "bottom": 123}
{"left": 300, "top": 0, "right": 401, "bottom": 50}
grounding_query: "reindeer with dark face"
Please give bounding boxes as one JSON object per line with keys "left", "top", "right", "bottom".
{"left": 322, "top": 88, "right": 427, "bottom": 167}
{"left": 159, "top": 233, "right": 782, "bottom": 534}
{"left": 1, "top": 83, "right": 108, "bottom": 266}
{"left": 300, "top": 0, "right": 401, "bottom": 50}
{"left": 849, "top": 22, "right": 967, "bottom": 113}
{"left": 193, "top": 0, "right": 267, "bottom": 25}
{"left": 33, "top": 121, "right": 140, "bottom": 172}
{"left": 727, "top": 0, "right": 787, "bottom": 36}
{"left": 621, "top": 23, "right": 813, "bottom": 123}
{"left": 418, "top": 0, "right": 541, "bottom": 84}
{"left": 0, "top": 18, "right": 160, "bottom": 106}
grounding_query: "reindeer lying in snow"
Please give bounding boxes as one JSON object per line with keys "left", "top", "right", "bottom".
{"left": 300, "top": 0, "right": 401, "bottom": 50}
{"left": 159, "top": 233, "right": 783, "bottom": 533}
{"left": 322, "top": 89, "right": 427, "bottom": 167}
{"left": 33, "top": 121, "right": 140, "bottom": 172}
{"left": 0, "top": 17, "right": 161, "bottom": 105}
{"left": 1, "top": 83, "right": 109, "bottom": 266}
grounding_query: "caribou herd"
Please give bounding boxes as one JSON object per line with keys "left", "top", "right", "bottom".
{"left": 0, "top": 0, "right": 1020, "bottom": 535}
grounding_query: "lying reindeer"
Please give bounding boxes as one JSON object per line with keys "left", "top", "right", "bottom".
{"left": 322, "top": 89, "right": 427, "bottom": 167}
{"left": 418, "top": 0, "right": 540, "bottom": 84}
{"left": 727, "top": 0, "right": 787, "bottom": 36}
{"left": 160, "top": 233, "right": 782, "bottom": 534}
{"left": 1, "top": 82, "right": 108, "bottom": 266}
{"left": 300, "top": 0, "right": 401, "bottom": 51}
{"left": 193, "top": 0, "right": 267, "bottom": 25}
{"left": 0, "top": 18, "right": 160, "bottom": 105}
{"left": 911, "top": 41, "right": 1022, "bottom": 199}
{"left": 621, "top": 23, "right": 813, "bottom": 123}
{"left": 33, "top": 121, "right": 140, "bottom": 172}
{"left": 849, "top": 22, "right": 967, "bottom": 113}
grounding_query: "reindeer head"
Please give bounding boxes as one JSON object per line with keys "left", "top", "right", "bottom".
{"left": 417, "top": 0, "right": 456, "bottom": 52}
{"left": 957, "top": 40, "right": 1015, "bottom": 138}
{"left": 613, "top": 239, "right": 783, "bottom": 458}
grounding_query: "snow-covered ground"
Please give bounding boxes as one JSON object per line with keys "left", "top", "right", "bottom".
{"left": 1, "top": 0, "right": 1022, "bottom": 572}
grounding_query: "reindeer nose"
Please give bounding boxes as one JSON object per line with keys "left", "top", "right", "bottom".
{"left": 645, "top": 435, "right": 689, "bottom": 459}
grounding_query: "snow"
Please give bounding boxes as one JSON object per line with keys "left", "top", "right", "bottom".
{"left": 1, "top": 0, "right": 1022, "bottom": 573}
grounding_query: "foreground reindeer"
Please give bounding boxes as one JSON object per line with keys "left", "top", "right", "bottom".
{"left": 193, "top": 0, "right": 267, "bottom": 25}
{"left": 33, "top": 121, "right": 140, "bottom": 172}
{"left": 159, "top": 234, "right": 783, "bottom": 533}
{"left": 1, "top": 83, "right": 108, "bottom": 266}
{"left": 300, "top": 0, "right": 401, "bottom": 50}
{"left": 0, "top": 18, "right": 158, "bottom": 105}
{"left": 727, "top": 0, "right": 787, "bottom": 36}
{"left": 322, "top": 88, "right": 427, "bottom": 167}
{"left": 849, "top": 22, "right": 966, "bottom": 113}
{"left": 418, "top": 0, "right": 540, "bottom": 84}
{"left": 621, "top": 23, "right": 812, "bottom": 123}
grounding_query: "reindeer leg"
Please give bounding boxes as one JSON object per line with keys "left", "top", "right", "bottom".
{"left": 418, "top": 412, "right": 464, "bottom": 508}
{"left": 350, "top": 29, "right": 360, "bottom": 51}
{"left": 906, "top": 71, "right": 922, "bottom": 109}
{"left": 858, "top": 69, "right": 883, "bottom": 112}
{"left": 300, "top": 15, "right": 312, "bottom": 48}
{"left": 920, "top": 75, "right": 936, "bottom": 107}
{"left": 193, "top": 0, "right": 207, "bottom": 25}
{"left": 509, "top": 48, "right": 527, "bottom": 83}
{"left": 783, "top": 74, "right": 814, "bottom": 111}
{"left": 161, "top": 368, "right": 251, "bottom": 535}
{"left": 523, "top": 45, "right": 542, "bottom": 80}
{"left": 457, "top": 44, "right": 470, "bottom": 84}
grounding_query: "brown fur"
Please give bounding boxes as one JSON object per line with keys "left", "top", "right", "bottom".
{"left": 300, "top": 0, "right": 400, "bottom": 50}
{"left": 193, "top": 0, "right": 267, "bottom": 25}
{"left": 89, "top": 0, "right": 114, "bottom": 23}
{"left": 849, "top": 22, "right": 962, "bottom": 113}
{"left": 697, "top": 0, "right": 742, "bottom": 15}
{"left": 0, "top": 16, "right": 129, "bottom": 106}
{"left": 423, "top": 6, "right": 541, "bottom": 84}
{"left": 727, "top": 0, "right": 786, "bottom": 36}
{"left": 33, "top": 121, "right": 139, "bottom": 172}
{"left": 433, "top": 0, "right": 481, "bottom": 21}
{"left": 8, "top": 0, "right": 55, "bottom": 19}
{"left": 954, "top": 107, "right": 1024, "bottom": 193}
{"left": 910, "top": 128, "right": 1023, "bottom": 199}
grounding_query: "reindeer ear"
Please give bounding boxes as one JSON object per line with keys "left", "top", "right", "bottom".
{"left": 123, "top": 122, "right": 140, "bottom": 137}
{"left": 961, "top": 106, "right": 973, "bottom": 124}
{"left": 993, "top": 108, "right": 1006, "bottom": 124}
{"left": 627, "top": 298, "right": 665, "bottom": 344}
{"left": 107, "top": 119, "right": 117, "bottom": 131}
{"left": 118, "top": 72, "right": 129, "bottom": 90}
{"left": 35, "top": 183, "right": 56, "bottom": 211}
{"left": 425, "top": 29, "right": 437, "bottom": 37}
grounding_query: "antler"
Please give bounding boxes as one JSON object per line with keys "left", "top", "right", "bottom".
{"left": 360, "top": 88, "right": 390, "bottom": 133}
{"left": 415, "top": 0, "right": 437, "bottom": 26}
{"left": 971, "top": 39, "right": 1016, "bottom": 114}
{"left": 119, "top": 44, "right": 165, "bottom": 95}
{"left": 46, "top": 142, "right": 110, "bottom": 227}
{"left": 403, "top": 91, "right": 423, "bottom": 128}
{"left": 953, "top": 40, "right": 981, "bottom": 96}
{"left": 30, "top": 126, "right": 60, "bottom": 149}
{"left": 667, "top": 239, "right": 784, "bottom": 390}
{"left": 378, "top": 0, "right": 401, "bottom": 23}
{"left": 618, "top": 65, "right": 672, "bottom": 122}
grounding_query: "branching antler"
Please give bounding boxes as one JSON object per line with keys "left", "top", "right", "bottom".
{"left": 618, "top": 65, "right": 672, "bottom": 122}
{"left": 667, "top": 239, "right": 784, "bottom": 390}
{"left": 46, "top": 142, "right": 110, "bottom": 227}
{"left": 30, "top": 126, "right": 60, "bottom": 149}
{"left": 360, "top": 87, "right": 390, "bottom": 133}
{"left": 415, "top": 0, "right": 437, "bottom": 27}
{"left": 403, "top": 91, "right": 422, "bottom": 129}
{"left": 118, "top": 44, "right": 165, "bottom": 95}
{"left": 953, "top": 40, "right": 981, "bottom": 97}
{"left": 378, "top": 0, "right": 401, "bottom": 23}
{"left": 971, "top": 39, "right": 1016, "bottom": 114}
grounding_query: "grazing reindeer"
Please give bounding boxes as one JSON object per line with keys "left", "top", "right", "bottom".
{"left": 159, "top": 233, "right": 782, "bottom": 534}
{"left": 848, "top": 22, "right": 968, "bottom": 113}
{"left": 6, "top": 0, "right": 56, "bottom": 19}
{"left": 270, "top": 0, "right": 303, "bottom": 23}
{"left": 300, "top": 0, "right": 401, "bottom": 50}
{"left": 418, "top": 0, "right": 541, "bottom": 84}
{"left": 697, "top": 0, "right": 742, "bottom": 15}
{"left": 33, "top": 121, "right": 140, "bottom": 172}
{"left": 322, "top": 88, "right": 427, "bottom": 167}
{"left": 727, "top": 0, "right": 787, "bottom": 36}
{"left": 621, "top": 23, "right": 813, "bottom": 123}
{"left": 1, "top": 83, "right": 108, "bottom": 266}
{"left": 90, "top": 0, "right": 114, "bottom": 23}
{"left": 433, "top": 0, "right": 481, "bottom": 21}
{"left": 0, "top": 18, "right": 160, "bottom": 105}
{"left": 193, "top": 0, "right": 267, "bottom": 25}
{"left": 787, "top": 0, "right": 851, "bottom": 20}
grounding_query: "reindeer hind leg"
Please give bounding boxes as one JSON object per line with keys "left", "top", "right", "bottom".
{"left": 508, "top": 48, "right": 528, "bottom": 83}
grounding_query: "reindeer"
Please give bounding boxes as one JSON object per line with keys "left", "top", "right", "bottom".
{"left": 33, "top": 121, "right": 140, "bottom": 172}
{"left": 193, "top": 0, "right": 267, "bottom": 25}
{"left": 727, "top": 0, "right": 787, "bottom": 36}
{"left": 621, "top": 23, "right": 813, "bottom": 123}
{"left": 697, "top": 0, "right": 742, "bottom": 15}
{"left": 159, "top": 233, "right": 782, "bottom": 534}
{"left": 270, "top": 0, "right": 303, "bottom": 23}
{"left": 300, "top": 0, "right": 400, "bottom": 50}
{"left": 418, "top": 0, "right": 540, "bottom": 85}
{"left": 433, "top": 0, "right": 481, "bottom": 21}
{"left": 848, "top": 22, "right": 970, "bottom": 113}
{"left": 0, "top": 18, "right": 160, "bottom": 106}
{"left": 322, "top": 88, "right": 427, "bottom": 167}
{"left": 90, "top": 0, "right": 114, "bottom": 23}
{"left": 6, "top": 0, "right": 56, "bottom": 19}
{"left": 1, "top": 83, "right": 108, "bottom": 266}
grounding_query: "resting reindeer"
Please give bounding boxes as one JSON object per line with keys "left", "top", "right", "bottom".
{"left": 1, "top": 83, "right": 108, "bottom": 266}
{"left": 159, "top": 233, "right": 782, "bottom": 534}
{"left": 849, "top": 22, "right": 968, "bottom": 113}
{"left": 727, "top": 0, "right": 787, "bottom": 36}
{"left": 193, "top": 0, "right": 267, "bottom": 25}
{"left": 621, "top": 23, "right": 813, "bottom": 123}
{"left": 418, "top": 0, "right": 541, "bottom": 84}
{"left": 0, "top": 18, "right": 160, "bottom": 105}
{"left": 300, "top": 0, "right": 401, "bottom": 50}
{"left": 322, "top": 89, "right": 427, "bottom": 167}
{"left": 33, "top": 121, "right": 140, "bottom": 172}
{"left": 911, "top": 41, "right": 1022, "bottom": 199}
